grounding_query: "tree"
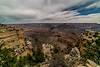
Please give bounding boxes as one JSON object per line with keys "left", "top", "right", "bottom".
{"left": 0, "top": 48, "right": 16, "bottom": 67}
{"left": 82, "top": 31, "right": 100, "bottom": 65}
{"left": 32, "top": 49, "right": 45, "bottom": 63}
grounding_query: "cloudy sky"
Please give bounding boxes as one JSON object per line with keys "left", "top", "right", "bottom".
{"left": 0, "top": 0, "right": 100, "bottom": 24}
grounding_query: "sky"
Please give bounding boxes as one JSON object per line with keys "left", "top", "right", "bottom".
{"left": 0, "top": 0, "right": 100, "bottom": 24}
